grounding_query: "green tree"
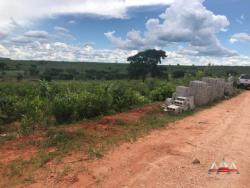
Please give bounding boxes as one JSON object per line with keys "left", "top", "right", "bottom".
{"left": 29, "top": 64, "right": 39, "bottom": 76}
{"left": 16, "top": 73, "right": 24, "bottom": 81}
{"left": 0, "top": 62, "right": 6, "bottom": 71}
{"left": 127, "top": 49, "right": 167, "bottom": 81}
{"left": 172, "top": 70, "right": 186, "bottom": 79}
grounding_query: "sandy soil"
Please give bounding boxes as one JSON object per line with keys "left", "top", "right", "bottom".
{"left": 68, "top": 91, "right": 250, "bottom": 188}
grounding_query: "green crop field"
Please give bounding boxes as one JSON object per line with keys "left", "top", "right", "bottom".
{"left": 0, "top": 78, "right": 189, "bottom": 132}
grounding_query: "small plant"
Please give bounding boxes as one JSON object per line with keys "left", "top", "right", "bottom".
{"left": 7, "top": 159, "right": 29, "bottom": 177}
{"left": 44, "top": 129, "right": 85, "bottom": 153}
{"left": 115, "top": 119, "right": 128, "bottom": 126}
{"left": 88, "top": 146, "right": 104, "bottom": 159}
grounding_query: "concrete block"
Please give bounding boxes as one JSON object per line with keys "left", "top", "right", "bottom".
{"left": 224, "top": 82, "right": 234, "bottom": 96}
{"left": 176, "top": 86, "right": 190, "bottom": 97}
{"left": 189, "top": 80, "right": 210, "bottom": 106}
{"left": 202, "top": 77, "right": 226, "bottom": 101}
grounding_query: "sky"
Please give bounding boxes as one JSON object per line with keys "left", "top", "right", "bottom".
{"left": 0, "top": 0, "right": 250, "bottom": 65}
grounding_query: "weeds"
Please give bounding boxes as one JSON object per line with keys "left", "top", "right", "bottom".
{"left": 88, "top": 146, "right": 104, "bottom": 159}
{"left": 54, "top": 165, "right": 72, "bottom": 183}
{"left": 114, "top": 119, "right": 128, "bottom": 126}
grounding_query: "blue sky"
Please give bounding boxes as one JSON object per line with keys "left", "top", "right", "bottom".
{"left": 0, "top": 0, "right": 250, "bottom": 65}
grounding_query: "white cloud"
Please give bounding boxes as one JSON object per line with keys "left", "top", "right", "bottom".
{"left": 106, "top": 0, "right": 236, "bottom": 57}
{"left": 10, "top": 36, "right": 33, "bottom": 44}
{"left": 54, "top": 26, "right": 69, "bottom": 33}
{"left": 230, "top": 33, "right": 250, "bottom": 43}
{"left": 0, "top": 0, "right": 173, "bottom": 32}
{"left": 68, "top": 20, "right": 77, "bottom": 24}
{"left": 105, "top": 30, "right": 145, "bottom": 50}
{"left": 9, "top": 30, "right": 49, "bottom": 44}
{"left": 1, "top": 40, "right": 137, "bottom": 62}
{"left": 0, "top": 44, "right": 10, "bottom": 56}
{"left": 2, "top": 39, "right": 250, "bottom": 65}
{"left": 24, "top": 30, "right": 49, "bottom": 39}
{"left": 53, "top": 26, "right": 75, "bottom": 41}
{"left": 0, "top": 31, "right": 7, "bottom": 40}
{"left": 162, "top": 52, "right": 250, "bottom": 66}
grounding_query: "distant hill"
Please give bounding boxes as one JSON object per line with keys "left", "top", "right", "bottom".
{"left": 0, "top": 57, "right": 11, "bottom": 61}
{"left": 1, "top": 59, "right": 250, "bottom": 81}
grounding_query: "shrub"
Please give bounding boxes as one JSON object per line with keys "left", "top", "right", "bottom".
{"left": 0, "top": 95, "right": 20, "bottom": 124}
{"left": 149, "top": 83, "right": 175, "bottom": 101}
{"left": 108, "top": 82, "right": 147, "bottom": 112}
{"left": 18, "top": 97, "right": 50, "bottom": 135}
{"left": 52, "top": 93, "right": 78, "bottom": 124}
{"left": 172, "top": 70, "right": 186, "bottom": 79}
{"left": 52, "top": 86, "right": 113, "bottom": 123}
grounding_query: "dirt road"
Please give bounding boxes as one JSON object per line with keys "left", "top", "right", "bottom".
{"left": 68, "top": 91, "right": 250, "bottom": 188}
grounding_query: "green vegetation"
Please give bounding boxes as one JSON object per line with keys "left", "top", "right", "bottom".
{"left": 127, "top": 49, "right": 167, "bottom": 80}
{"left": 1, "top": 79, "right": 190, "bottom": 134}
{"left": 1, "top": 58, "right": 250, "bottom": 81}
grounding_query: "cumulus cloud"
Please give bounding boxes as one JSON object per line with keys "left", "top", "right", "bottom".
{"left": 2, "top": 40, "right": 250, "bottom": 65}
{"left": 230, "top": 33, "right": 250, "bottom": 43}
{"left": 8, "top": 30, "right": 49, "bottom": 45}
{"left": 1, "top": 40, "right": 137, "bottom": 62}
{"left": 106, "top": 0, "right": 236, "bottom": 57}
{"left": 24, "top": 30, "right": 49, "bottom": 39}
{"left": 10, "top": 36, "right": 33, "bottom": 44}
{"left": 0, "top": 0, "right": 173, "bottom": 32}
{"left": 162, "top": 52, "right": 250, "bottom": 66}
{"left": 0, "top": 44, "right": 10, "bottom": 56}
{"left": 0, "top": 31, "right": 7, "bottom": 40}
{"left": 105, "top": 30, "right": 145, "bottom": 50}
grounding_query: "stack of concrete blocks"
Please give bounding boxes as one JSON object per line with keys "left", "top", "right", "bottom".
{"left": 175, "top": 86, "right": 191, "bottom": 97}
{"left": 189, "top": 81, "right": 212, "bottom": 106}
{"left": 167, "top": 77, "right": 234, "bottom": 111}
{"left": 202, "top": 77, "right": 226, "bottom": 102}
{"left": 224, "top": 81, "right": 234, "bottom": 96}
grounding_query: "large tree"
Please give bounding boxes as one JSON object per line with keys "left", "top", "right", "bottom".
{"left": 127, "top": 49, "right": 167, "bottom": 81}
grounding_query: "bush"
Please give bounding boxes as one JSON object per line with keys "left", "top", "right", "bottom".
{"left": 108, "top": 82, "right": 147, "bottom": 112}
{"left": 18, "top": 97, "right": 50, "bottom": 135}
{"left": 149, "top": 83, "right": 175, "bottom": 101}
{"left": 75, "top": 87, "right": 113, "bottom": 119}
{"left": 52, "top": 93, "right": 78, "bottom": 124}
{"left": 52, "top": 86, "right": 113, "bottom": 123}
{"left": 0, "top": 95, "right": 20, "bottom": 124}
{"left": 172, "top": 70, "right": 186, "bottom": 79}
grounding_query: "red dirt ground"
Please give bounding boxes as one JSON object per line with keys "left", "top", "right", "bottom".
{"left": 32, "top": 91, "right": 250, "bottom": 188}
{"left": 0, "top": 135, "right": 45, "bottom": 163}
{"left": 0, "top": 103, "right": 160, "bottom": 165}
{"left": 2, "top": 92, "right": 250, "bottom": 188}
